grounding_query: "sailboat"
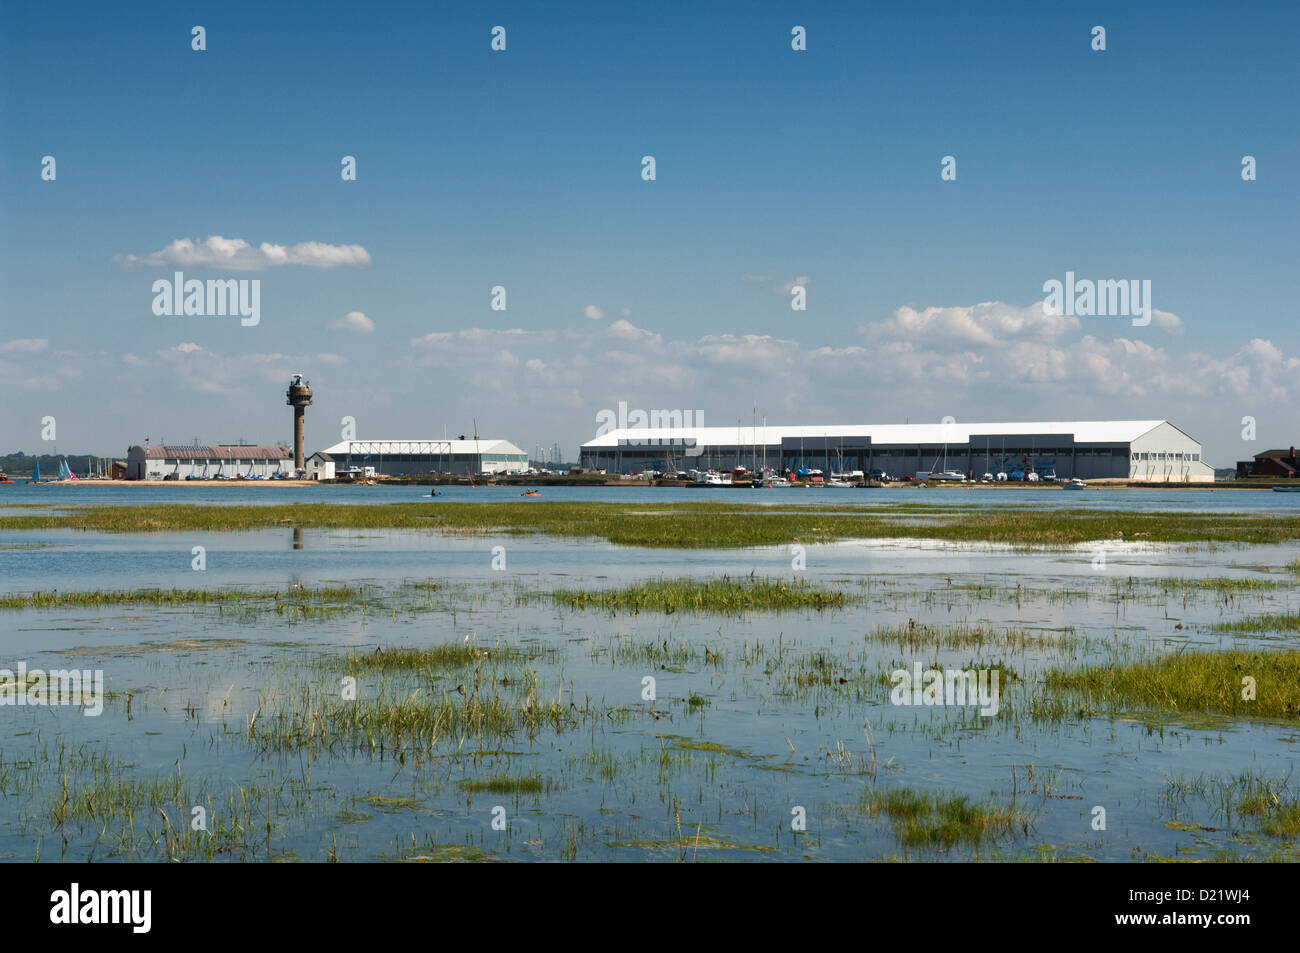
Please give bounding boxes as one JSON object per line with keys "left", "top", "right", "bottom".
{"left": 921, "top": 443, "right": 964, "bottom": 481}
{"left": 57, "top": 458, "right": 77, "bottom": 481}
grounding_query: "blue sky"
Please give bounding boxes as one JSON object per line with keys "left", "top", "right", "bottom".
{"left": 2, "top": 0, "right": 1297, "bottom": 464}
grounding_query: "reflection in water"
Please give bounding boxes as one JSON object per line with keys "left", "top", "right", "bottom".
{"left": 292, "top": 527, "right": 304, "bottom": 550}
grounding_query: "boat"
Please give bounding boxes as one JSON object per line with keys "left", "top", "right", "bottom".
{"left": 0, "top": 470, "right": 13, "bottom": 484}
{"left": 1273, "top": 485, "right": 1300, "bottom": 493}
{"left": 921, "top": 443, "right": 964, "bottom": 481}
{"left": 694, "top": 470, "right": 732, "bottom": 486}
{"left": 826, "top": 479, "right": 854, "bottom": 488}
{"left": 520, "top": 490, "right": 541, "bottom": 497}
{"left": 980, "top": 472, "right": 994, "bottom": 482}
{"left": 427, "top": 490, "right": 444, "bottom": 497}
{"left": 1063, "top": 478, "right": 1087, "bottom": 490}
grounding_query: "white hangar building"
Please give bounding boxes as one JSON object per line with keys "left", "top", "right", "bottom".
{"left": 125, "top": 444, "right": 293, "bottom": 480}
{"left": 316, "top": 438, "right": 529, "bottom": 476}
{"left": 579, "top": 420, "right": 1214, "bottom": 482}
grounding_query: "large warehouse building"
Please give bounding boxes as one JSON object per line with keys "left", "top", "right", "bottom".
{"left": 126, "top": 444, "right": 293, "bottom": 480}
{"left": 580, "top": 420, "right": 1214, "bottom": 482}
{"left": 316, "top": 438, "right": 529, "bottom": 476}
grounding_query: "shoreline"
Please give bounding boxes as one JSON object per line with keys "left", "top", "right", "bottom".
{"left": 2, "top": 478, "right": 1284, "bottom": 490}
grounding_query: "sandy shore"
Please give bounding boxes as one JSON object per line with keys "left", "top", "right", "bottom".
{"left": 24, "top": 479, "right": 322, "bottom": 487}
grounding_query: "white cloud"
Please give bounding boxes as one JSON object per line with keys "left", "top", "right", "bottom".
{"left": 1150, "top": 309, "right": 1184, "bottom": 335}
{"left": 583, "top": 305, "right": 605, "bottom": 320}
{"left": 331, "top": 310, "right": 375, "bottom": 333}
{"left": 777, "top": 276, "right": 810, "bottom": 294}
{"left": 606, "top": 319, "right": 664, "bottom": 348}
{"left": 866, "top": 301, "right": 1081, "bottom": 346}
{"left": 0, "top": 338, "right": 48, "bottom": 354}
{"left": 118, "top": 236, "right": 371, "bottom": 270}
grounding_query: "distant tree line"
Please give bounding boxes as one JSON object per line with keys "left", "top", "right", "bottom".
{"left": 0, "top": 452, "right": 116, "bottom": 478}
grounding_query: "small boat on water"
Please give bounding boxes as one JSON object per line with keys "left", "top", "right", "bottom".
{"left": 520, "top": 490, "right": 541, "bottom": 497}
{"left": 427, "top": 490, "right": 444, "bottom": 497}
{"left": 1063, "top": 478, "right": 1087, "bottom": 490}
{"left": 1273, "top": 485, "right": 1300, "bottom": 493}
{"left": 0, "top": 470, "right": 13, "bottom": 484}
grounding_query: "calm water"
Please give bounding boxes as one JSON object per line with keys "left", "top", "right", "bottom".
{"left": 5, "top": 481, "right": 1300, "bottom": 512}
{"left": 1, "top": 490, "right": 1297, "bottom": 862}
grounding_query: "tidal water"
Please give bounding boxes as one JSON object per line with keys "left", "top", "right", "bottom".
{"left": 1, "top": 489, "right": 1297, "bottom": 862}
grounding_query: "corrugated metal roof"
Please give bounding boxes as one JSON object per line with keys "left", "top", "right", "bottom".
{"left": 319, "top": 439, "right": 527, "bottom": 456}
{"left": 132, "top": 445, "right": 292, "bottom": 460}
{"left": 581, "top": 420, "right": 1175, "bottom": 449}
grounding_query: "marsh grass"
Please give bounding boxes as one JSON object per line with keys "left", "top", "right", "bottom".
{"left": 245, "top": 665, "right": 581, "bottom": 755}
{"left": 458, "top": 774, "right": 546, "bottom": 795}
{"left": 1147, "top": 576, "right": 1281, "bottom": 593}
{"left": 547, "top": 575, "right": 847, "bottom": 613}
{"left": 334, "top": 643, "right": 529, "bottom": 674}
{"left": 1237, "top": 783, "right": 1300, "bottom": 839}
{"left": 867, "top": 619, "right": 1082, "bottom": 652}
{"left": 859, "top": 785, "right": 1031, "bottom": 849}
{"left": 1213, "top": 614, "right": 1300, "bottom": 634}
{"left": 43, "top": 747, "right": 276, "bottom": 861}
{"left": 0, "top": 584, "right": 364, "bottom": 610}
{"left": 1043, "top": 650, "right": 1300, "bottom": 720}
{"left": 1163, "top": 771, "right": 1300, "bottom": 841}
{"left": 7, "top": 501, "right": 1300, "bottom": 547}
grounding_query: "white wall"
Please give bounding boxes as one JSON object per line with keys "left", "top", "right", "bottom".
{"left": 1129, "top": 422, "right": 1215, "bottom": 482}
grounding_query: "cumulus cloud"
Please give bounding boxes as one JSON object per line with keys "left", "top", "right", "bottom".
{"left": 117, "top": 236, "right": 371, "bottom": 270}
{"left": 583, "top": 305, "right": 605, "bottom": 320}
{"left": 331, "top": 310, "right": 375, "bottom": 333}
{"left": 866, "top": 301, "right": 1082, "bottom": 346}
{"left": 0, "top": 338, "right": 48, "bottom": 354}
